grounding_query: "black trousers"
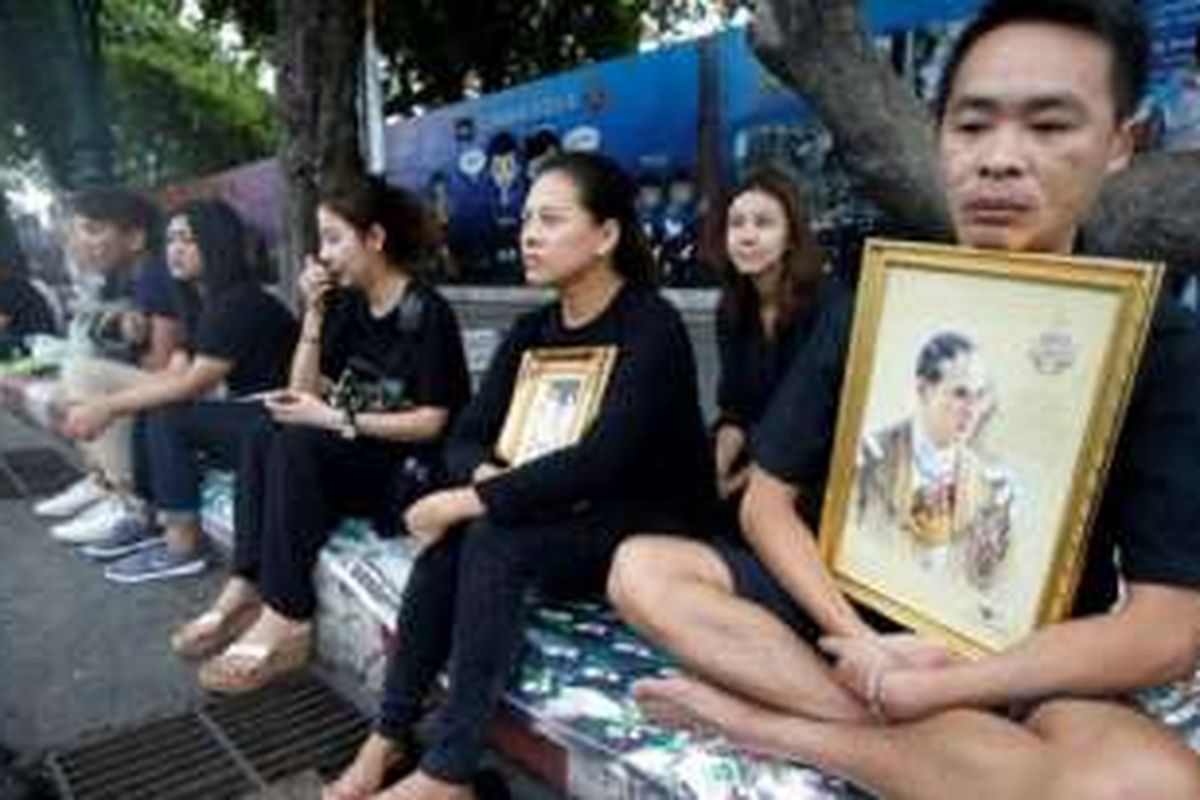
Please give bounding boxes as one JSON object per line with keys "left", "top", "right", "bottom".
{"left": 233, "top": 422, "right": 417, "bottom": 620}
{"left": 375, "top": 511, "right": 629, "bottom": 783}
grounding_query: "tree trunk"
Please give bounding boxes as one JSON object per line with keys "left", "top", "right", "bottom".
{"left": 1086, "top": 150, "right": 1200, "bottom": 267}
{"left": 750, "top": 0, "right": 949, "bottom": 238}
{"left": 752, "top": 0, "right": 1200, "bottom": 267}
{"left": 0, "top": 0, "right": 114, "bottom": 188}
{"left": 0, "top": 191, "right": 26, "bottom": 276}
{"left": 275, "top": 0, "right": 365, "bottom": 301}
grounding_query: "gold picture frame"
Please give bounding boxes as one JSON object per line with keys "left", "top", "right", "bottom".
{"left": 820, "top": 239, "right": 1162, "bottom": 656}
{"left": 495, "top": 345, "right": 618, "bottom": 467}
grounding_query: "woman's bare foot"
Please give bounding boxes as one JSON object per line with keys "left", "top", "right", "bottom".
{"left": 324, "top": 732, "right": 409, "bottom": 800}
{"left": 372, "top": 770, "right": 474, "bottom": 800}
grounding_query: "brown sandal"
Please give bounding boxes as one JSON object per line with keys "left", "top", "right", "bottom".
{"left": 171, "top": 603, "right": 261, "bottom": 661}
{"left": 197, "top": 631, "right": 311, "bottom": 695}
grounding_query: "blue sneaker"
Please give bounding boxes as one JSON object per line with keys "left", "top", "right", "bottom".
{"left": 103, "top": 541, "right": 207, "bottom": 584}
{"left": 79, "top": 517, "right": 162, "bottom": 561}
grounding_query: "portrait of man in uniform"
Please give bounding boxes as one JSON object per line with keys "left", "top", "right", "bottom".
{"left": 854, "top": 330, "right": 1014, "bottom": 590}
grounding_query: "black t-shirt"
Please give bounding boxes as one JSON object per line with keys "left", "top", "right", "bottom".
{"left": 451, "top": 283, "right": 715, "bottom": 532}
{"left": 1073, "top": 297, "right": 1200, "bottom": 613}
{"left": 0, "top": 277, "right": 55, "bottom": 337}
{"left": 750, "top": 278, "right": 855, "bottom": 523}
{"left": 716, "top": 296, "right": 818, "bottom": 431}
{"left": 191, "top": 282, "right": 297, "bottom": 396}
{"left": 319, "top": 281, "right": 470, "bottom": 423}
{"left": 751, "top": 281, "right": 1200, "bottom": 617}
{"left": 88, "top": 259, "right": 178, "bottom": 363}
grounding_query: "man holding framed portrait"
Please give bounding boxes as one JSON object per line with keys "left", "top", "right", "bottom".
{"left": 608, "top": 1, "right": 1200, "bottom": 797}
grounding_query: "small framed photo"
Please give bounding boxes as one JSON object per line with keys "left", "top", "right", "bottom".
{"left": 820, "top": 239, "right": 1162, "bottom": 655}
{"left": 496, "top": 346, "right": 618, "bottom": 467}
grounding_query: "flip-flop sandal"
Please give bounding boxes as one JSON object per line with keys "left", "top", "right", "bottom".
{"left": 171, "top": 604, "right": 261, "bottom": 661}
{"left": 197, "top": 634, "right": 311, "bottom": 695}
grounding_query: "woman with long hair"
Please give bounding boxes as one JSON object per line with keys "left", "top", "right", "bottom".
{"left": 713, "top": 167, "right": 827, "bottom": 507}
{"left": 175, "top": 178, "right": 471, "bottom": 694}
{"left": 326, "top": 152, "right": 714, "bottom": 800}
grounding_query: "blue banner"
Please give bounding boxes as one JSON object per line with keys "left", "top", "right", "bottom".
{"left": 186, "top": 1, "right": 1200, "bottom": 284}
{"left": 384, "top": 44, "right": 701, "bottom": 283}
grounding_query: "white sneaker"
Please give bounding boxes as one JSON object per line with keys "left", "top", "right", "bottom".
{"left": 50, "top": 497, "right": 137, "bottom": 545}
{"left": 34, "top": 474, "right": 108, "bottom": 518}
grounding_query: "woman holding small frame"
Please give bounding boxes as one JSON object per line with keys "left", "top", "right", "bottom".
{"left": 326, "top": 152, "right": 715, "bottom": 800}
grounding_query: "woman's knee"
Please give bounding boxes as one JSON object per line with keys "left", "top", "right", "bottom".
{"left": 457, "top": 518, "right": 517, "bottom": 566}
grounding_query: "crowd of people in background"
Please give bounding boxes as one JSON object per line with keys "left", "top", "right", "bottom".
{"left": 0, "top": 2, "right": 1198, "bottom": 799}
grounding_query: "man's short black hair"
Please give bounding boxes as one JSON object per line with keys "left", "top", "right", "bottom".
{"left": 69, "top": 187, "right": 163, "bottom": 251}
{"left": 935, "top": 0, "right": 1149, "bottom": 123}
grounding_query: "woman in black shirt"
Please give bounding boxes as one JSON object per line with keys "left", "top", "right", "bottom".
{"left": 713, "top": 168, "right": 828, "bottom": 514}
{"left": 175, "top": 179, "right": 470, "bottom": 693}
{"left": 326, "top": 153, "right": 713, "bottom": 799}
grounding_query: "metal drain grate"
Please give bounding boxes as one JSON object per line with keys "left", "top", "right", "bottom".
{"left": 0, "top": 446, "right": 81, "bottom": 497}
{"left": 48, "top": 714, "right": 254, "bottom": 800}
{"left": 48, "top": 675, "right": 369, "bottom": 800}
{"left": 204, "top": 674, "right": 370, "bottom": 783}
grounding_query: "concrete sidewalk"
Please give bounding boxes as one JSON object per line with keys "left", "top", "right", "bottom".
{"left": 0, "top": 411, "right": 221, "bottom": 758}
{"left": 0, "top": 410, "right": 558, "bottom": 799}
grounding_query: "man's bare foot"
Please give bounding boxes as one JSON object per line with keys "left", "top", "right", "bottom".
{"left": 634, "top": 675, "right": 850, "bottom": 768}
{"left": 324, "top": 733, "right": 409, "bottom": 800}
{"left": 633, "top": 675, "right": 768, "bottom": 744}
{"left": 372, "top": 770, "right": 474, "bottom": 800}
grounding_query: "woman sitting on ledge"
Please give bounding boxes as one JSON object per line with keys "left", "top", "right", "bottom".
{"left": 171, "top": 178, "right": 470, "bottom": 695}
{"left": 326, "top": 152, "right": 716, "bottom": 800}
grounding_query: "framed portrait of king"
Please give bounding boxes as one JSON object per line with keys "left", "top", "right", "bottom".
{"left": 495, "top": 346, "right": 617, "bottom": 467}
{"left": 819, "top": 239, "right": 1163, "bottom": 655}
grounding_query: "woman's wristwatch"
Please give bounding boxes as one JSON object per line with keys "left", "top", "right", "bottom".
{"left": 339, "top": 406, "right": 358, "bottom": 440}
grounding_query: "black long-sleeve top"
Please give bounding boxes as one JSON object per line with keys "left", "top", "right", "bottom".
{"left": 715, "top": 296, "right": 816, "bottom": 433}
{"left": 447, "top": 282, "right": 715, "bottom": 532}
